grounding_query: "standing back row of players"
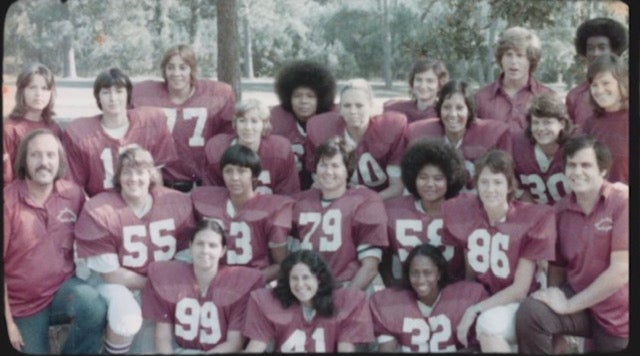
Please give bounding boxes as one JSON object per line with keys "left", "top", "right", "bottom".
{"left": 4, "top": 18, "right": 628, "bottom": 196}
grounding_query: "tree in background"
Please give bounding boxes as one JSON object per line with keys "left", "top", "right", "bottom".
{"left": 3, "top": 0, "right": 628, "bottom": 92}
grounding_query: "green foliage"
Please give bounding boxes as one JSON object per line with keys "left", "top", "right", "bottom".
{"left": 3, "top": 0, "right": 627, "bottom": 92}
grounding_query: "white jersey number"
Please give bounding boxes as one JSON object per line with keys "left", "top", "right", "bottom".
{"left": 226, "top": 221, "right": 253, "bottom": 265}
{"left": 519, "top": 172, "right": 569, "bottom": 204}
{"left": 100, "top": 148, "right": 115, "bottom": 189}
{"left": 255, "top": 170, "right": 273, "bottom": 194}
{"left": 175, "top": 298, "right": 222, "bottom": 345}
{"left": 401, "top": 315, "right": 456, "bottom": 352}
{"left": 299, "top": 209, "right": 342, "bottom": 252}
{"left": 161, "top": 107, "right": 208, "bottom": 147}
{"left": 281, "top": 328, "right": 326, "bottom": 352}
{"left": 291, "top": 144, "right": 304, "bottom": 171}
{"left": 122, "top": 219, "right": 177, "bottom": 267}
{"left": 353, "top": 152, "right": 387, "bottom": 188}
{"left": 467, "top": 229, "right": 510, "bottom": 279}
{"left": 396, "top": 218, "right": 452, "bottom": 262}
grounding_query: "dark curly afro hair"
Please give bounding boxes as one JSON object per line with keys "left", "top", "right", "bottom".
{"left": 575, "top": 17, "right": 628, "bottom": 57}
{"left": 275, "top": 60, "right": 336, "bottom": 115}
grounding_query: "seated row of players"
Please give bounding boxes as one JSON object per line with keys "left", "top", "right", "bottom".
{"left": 5, "top": 126, "right": 627, "bottom": 353}
{"left": 3, "top": 19, "right": 629, "bottom": 201}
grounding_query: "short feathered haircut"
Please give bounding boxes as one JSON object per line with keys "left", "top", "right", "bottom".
{"left": 275, "top": 60, "right": 336, "bottom": 115}
{"left": 587, "top": 53, "right": 628, "bottom": 117}
{"left": 273, "top": 250, "right": 335, "bottom": 317}
{"left": 525, "top": 92, "right": 575, "bottom": 145}
{"left": 473, "top": 150, "right": 518, "bottom": 202}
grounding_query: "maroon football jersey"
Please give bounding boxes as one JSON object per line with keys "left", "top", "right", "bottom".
{"left": 142, "top": 261, "right": 263, "bottom": 351}
{"left": 191, "top": 186, "right": 293, "bottom": 270}
{"left": 74, "top": 186, "right": 195, "bottom": 276}
{"left": 62, "top": 107, "right": 178, "bottom": 197}
{"left": 565, "top": 81, "right": 592, "bottom": 128}
{"left": 4, "top": 180, "right": 85, "bottom": 317}
{"left": 383, "top": 99, "right": 438, "bottom": 123}
{"left": 554, "top": 181, "right": 628, "bottom": 337}
{"left": 475, "top": 74, "right": 554, "bottom": 135}
{"left": 441, "top": 194, "right": 556, "bottom": 295}
{"left": 583, "top": 109, "right": 628, "bottom": 184}
{"left": 385, "top": 195, "right": 464, "bottom": 281}
{"left": 203, "top": 133, "right": 300, "bottom": 195}
{"left": 243, "top": 288, "right": 374, "bottom": 352}
{"left": 131, "top": 80, "right": 235, "bottom": 182}
{"left": 512, "top": 133, "right": 570, "bottom": 205}
{"left": 3, "top": 117, "right": 63, "bottom": 184}
{"left": 407, "top": 118, "right": 511, "bottom": 191}
{"left": 370, "top": 281, "right": 489, "bottom": 351}
{"left": 269, "top": 105, "right": 316, "bottom": 190}
{"left": 305, "top": 111, "right": 407, "bottom": 192}
{"left": 292, "top": 186, "right": 389, "bottom": 283}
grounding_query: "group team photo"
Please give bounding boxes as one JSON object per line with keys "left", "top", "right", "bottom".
{"left": 2, "top": 0, "right": 632, "bottom": 354}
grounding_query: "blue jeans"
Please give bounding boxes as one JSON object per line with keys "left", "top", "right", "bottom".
{"left": 13, "top": 277, "right": 107, "bottom": 354}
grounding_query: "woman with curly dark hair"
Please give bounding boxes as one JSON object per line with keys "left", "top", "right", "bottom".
{"left": 243, "top": 250, "right": 374, "bottom": 352}
{"left": 270, "top": 60, "right": 337, "bottom": 189}
{"left": 370, "top": 244, "right": 488, "bottom": 352}
{"left": 381, "top": 138, "right": 468, "bottom": 287}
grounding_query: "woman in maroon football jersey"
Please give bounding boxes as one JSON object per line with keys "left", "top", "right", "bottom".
{"left": 442, "top": 150, "right": 556, "bottom": 352}
{"left": 204, "top": 98, "right": 300, "bottom": 195}
{"left": 292, "top": 137, "right": 388, "bottom": 291}
{"left": 244, "top": 250, "right": 374, "bottom": 352}
{"left": 305, "top": 79, "right": 407, "bottom": 200}
{"left": 514, "top": 92, "right": 575, "bottom": 205}
{"left": 74, "top": 145, "right": 195, "bottom": 354}
{"left": 271, "top": 60, "right": 337, "bottom": 190}
{"left": 383, "top": 58, "right": 449, "bottom": 123}
{"left": 371, "top": 244, "right": 489, "bottom": 352}
{"left": 3, "top": 63, "right": 63, "bottom": 184}
{"left": 131, "top": 44, "right": 236, "bottom": 192}
{"left": 407, "top": 80, "right": 511, "bottom": 193}
{"left": 380, "top": 138, "right": 468, "bottom": 287}
{"left": 142, "top": 219, "right": 262, "bottom": 353}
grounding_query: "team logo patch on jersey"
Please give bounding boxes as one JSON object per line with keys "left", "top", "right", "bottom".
{"left": 57, "top": 207, "right": 78, "bottom": 223}
{"left": 594, "top": 217, "right": 613, "bottom": 232}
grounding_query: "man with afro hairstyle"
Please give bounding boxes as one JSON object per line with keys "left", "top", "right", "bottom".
{"left": 270, "top": 60, "right": 337, "bottom": 189}
{"left": 565, "top": 17, "right": 628, "bottom": 128}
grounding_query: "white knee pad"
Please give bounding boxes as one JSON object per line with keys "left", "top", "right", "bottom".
{"left": 475, "top": 302, "right": 520, "bottom": 344}
{"left": 98, "top": 283, "right": 143, "bottom": 337}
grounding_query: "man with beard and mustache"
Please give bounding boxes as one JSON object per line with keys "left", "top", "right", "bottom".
{"left": 3, "top": 128, "right": 107, "bottom": 354}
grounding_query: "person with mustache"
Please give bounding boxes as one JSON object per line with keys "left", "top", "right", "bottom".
{"left": 4, "top": 128, "right": 107, "bottom": 354}
{"left": 3, "top": 63, "right": 64, "bottom": 184}
{"left": 516, "top": 136, "right": 628, "bottom": 353}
